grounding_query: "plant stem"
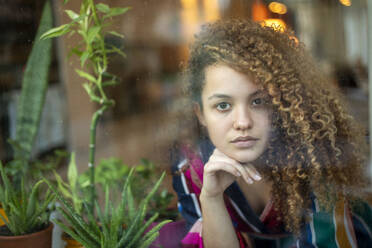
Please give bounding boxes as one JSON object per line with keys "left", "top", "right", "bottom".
{"left": 88, "top": 104, "right": 108, "bottom": 215}
{"left": 89, "top": 0, "right": 100, "bottom": 26}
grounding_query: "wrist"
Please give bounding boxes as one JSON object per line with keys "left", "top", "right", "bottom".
{"left": 200, "top": 190, "right": 224, "bottom": 203}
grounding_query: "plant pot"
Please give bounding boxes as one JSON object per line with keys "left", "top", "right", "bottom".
{"left": 62, "top": 232, "right": 84, "bottom": 248}
{"left": 0, "top": 223, "right": 53, "bottom": 248}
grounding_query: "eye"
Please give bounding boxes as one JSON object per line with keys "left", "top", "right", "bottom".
{"left": 216, "top": 102, "right": 231, "bottom": 111}
{"left": 252, "top": 98, "right": 263, "bottom": 105}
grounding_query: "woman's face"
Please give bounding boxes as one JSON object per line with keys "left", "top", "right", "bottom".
{"left": 195, "top": 64, "right": 272, "bottom": 163}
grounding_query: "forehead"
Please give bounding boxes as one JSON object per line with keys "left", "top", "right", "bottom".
{"left": 202, "top": 64, "right": 260, "bottom": 97}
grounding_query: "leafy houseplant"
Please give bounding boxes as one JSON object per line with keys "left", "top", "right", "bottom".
{"left": 46, "top": 169, "right": 171, "bottom": 248}
{"left": 41, "top": 0, "right": 129, "bottom": 214}
{"left": 79, "top": 158, "right": 178, "bottom": 220}
{"left": 0, "top": 1, "right": 55, "bottom": 247}
{"left": 52, "top": 154, "right": 172, "bottom": 248}
{"left": 0, "top": 162, "right": 55, "bottom": 235}
{"left": 41, "top": 0, "right": 172, "bottom": 247}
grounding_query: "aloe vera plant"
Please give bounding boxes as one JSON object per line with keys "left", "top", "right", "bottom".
{"left": 45, "top": 169, "right": 171, "bottom": 248}
{"left": 0, "top": 162, "right": 55, "bottom": 236}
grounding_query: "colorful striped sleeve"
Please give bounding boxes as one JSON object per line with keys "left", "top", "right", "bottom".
{"left": 299, "top": 197, "right": 372, "bottom": 248}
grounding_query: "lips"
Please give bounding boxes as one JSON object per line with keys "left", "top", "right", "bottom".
{"left": 231, "top": 136, "right": 259, "bottom": 148}
{"left": 231, "top": 136, "right": 258, "bottom": 142}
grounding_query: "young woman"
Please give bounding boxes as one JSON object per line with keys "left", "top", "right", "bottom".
{"left": 171, "top": 19, "right": 372, "bottom": 248}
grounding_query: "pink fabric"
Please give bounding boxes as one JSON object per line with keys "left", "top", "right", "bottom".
{"left": 149, "top": 220, "right": 188, "bottom": 248}
{"left": 181, "top": 219, "right": 204, "bottom": 248}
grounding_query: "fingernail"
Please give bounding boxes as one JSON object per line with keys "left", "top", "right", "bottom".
{"left": 247, "top": 178, "right": 253, "bottom": 184}
{"left": 236, "top": 172, "right": 241, "bottom": 177}
{"left": 254, "top": 174, "right": 262, "bottom": 180}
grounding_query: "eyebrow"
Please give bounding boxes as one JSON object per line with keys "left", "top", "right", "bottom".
{"left": 207, "top": 94, "right": 231, "bottom": 100}
{"left": 207, "top": 90, "right": 265, "bottom": 101}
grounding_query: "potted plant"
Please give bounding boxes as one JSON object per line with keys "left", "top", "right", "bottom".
{"left": 0, "top": 1, "right": 55, "bottom": 247}
{"left": 46, "top": 167, "right": 171, "bottom": 248}
{"left": 41, "top": 0, "right": 172, "bottom": 247}
{"left": 78, "top": 157, "right": 178, "bottom": 221}
{"left": 0, "top": 163, "right": 55, "bottom": 248}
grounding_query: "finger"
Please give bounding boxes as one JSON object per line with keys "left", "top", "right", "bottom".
{"left": 233, "top": 163, "right": 253, "bottom": 184}
{"left": 205, "top": 161, "right": 241, "bottom": 177}
{"left": 212, "top": 159, "right": 253, "bottom": 184}
{"left": 243, "top": 164, "right": 262, "bottom": 181}
{"left": 211, "top": 150, "right": 254, "bottom": 184}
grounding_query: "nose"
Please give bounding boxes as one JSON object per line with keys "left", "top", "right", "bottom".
{"left": 233, "top": 106, "right": 253, "bottom": 130}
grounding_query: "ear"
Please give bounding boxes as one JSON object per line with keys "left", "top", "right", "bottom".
{"left": 193, "top": 103, "right": 206, "bottom": 126}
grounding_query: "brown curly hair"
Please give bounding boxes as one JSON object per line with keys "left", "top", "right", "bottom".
{"left": 185, "top": 19, "right": 370, "bottom": 234}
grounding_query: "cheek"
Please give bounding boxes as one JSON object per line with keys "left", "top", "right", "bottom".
{"left": 255, "top": 111, "right": 272, "bottom": 136}
{"left": 204, "top": 110, "right": 232, "bottom": 128}
{"left": 204, "top": 115, "right": 232, "bottom": 142}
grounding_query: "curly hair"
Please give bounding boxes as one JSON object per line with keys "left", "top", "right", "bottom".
{"left": 185, "top": 19, "right": 370, "bottom": 234}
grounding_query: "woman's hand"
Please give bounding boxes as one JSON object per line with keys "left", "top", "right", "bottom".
{"left": 201, "top": 148, "right": 262, "bottom": 198}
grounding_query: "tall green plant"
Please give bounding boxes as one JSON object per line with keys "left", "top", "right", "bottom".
{"left": 41, "top": 0, "right": 129, "bottom": 214}
{"left": 0, "top": 1, "right": 55, "bottom": 236}
{"left": 11, "top": 0, "right": 53, "bottom": 177}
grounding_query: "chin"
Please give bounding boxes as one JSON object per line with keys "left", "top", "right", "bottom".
{"left": 228, "top": 151, "right": 262, "bottom": 164}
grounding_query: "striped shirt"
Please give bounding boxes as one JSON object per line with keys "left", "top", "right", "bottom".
{"left": 171, "top": 139, "right": 372, "bottom": 248}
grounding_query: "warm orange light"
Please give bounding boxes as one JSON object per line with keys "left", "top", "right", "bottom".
{"left": 181, "top": 0, "right": 198, "bottom": 10}
{"left": 181, "top": 0, "right": 199, "bottom": 40}
{"left": 339, "top": 0, "right": 351, "bottom": 6}
{"left": 268, "top": 2, "right": 287, "bottom": 15}
{"left": 261, "top": 18, "right": 286, "bottom": 32}
{"left": 252, "top": 1, "right": 269, "bottom": 22}
{"left": 203, "top": 0, "right": 220, "bottom": 22}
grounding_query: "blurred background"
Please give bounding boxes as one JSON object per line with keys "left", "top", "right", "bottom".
{"left": 0, "top": 0, "right": 369, "bottom": 198}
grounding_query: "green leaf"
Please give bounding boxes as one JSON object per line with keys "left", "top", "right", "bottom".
{"left": 65, "top": 10, "right": 79, "bottom": 20}
{"left": 139, "top": 220, "right": 171, "bottom": 247}
{"left": 127, "top": 186, "right": 135, "bottom": 221}
{"left": 119, "top": 204, "right": 146, "bottom": 246}
{"left": 53, "top": 171, "right": 72, "bottom": 199}
{"left": 40, "top": 24, "right": 70, "bottom": 40}
{"left": 26, "top": 180, "right": 43, "bottom": 218}
{"left": 96, "top": 3, "right": 110, "bottom": 13}
{"left": 80, "top": 51, "right": 90, "bottom": 67}
{"left": 67, "top": 152, "right": 78, "bottom": 192}
{"left": 138, "top": 232, "right": 161, "bottom": 248}
{"left": 107, "top": 45, "right": 126, "bottom": 58}
{"left": 87, "top": 26, "right": 101, "bottom": 44}
{"left": 57, "top": 202, "right": 100, "bottom": 245}
{"left": 104, "top": 7, "right": 130, "bottom": 19}
{"left": 102, "top": 80, "right": 119, "bottom": 87}
{"left": 53, "top": 218, "right": 97, "bottom": 248}
{"left": 15, "top": 0, "right": 53, "bottom": 163}
{"left": 75, "top": 69, "right": 97, "bottom": 83}
{"left": 126, "top": 213, "right": 159, "bottom": 248}
{"left": 108, "top": 31, "right": 124, "bottom": 38}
